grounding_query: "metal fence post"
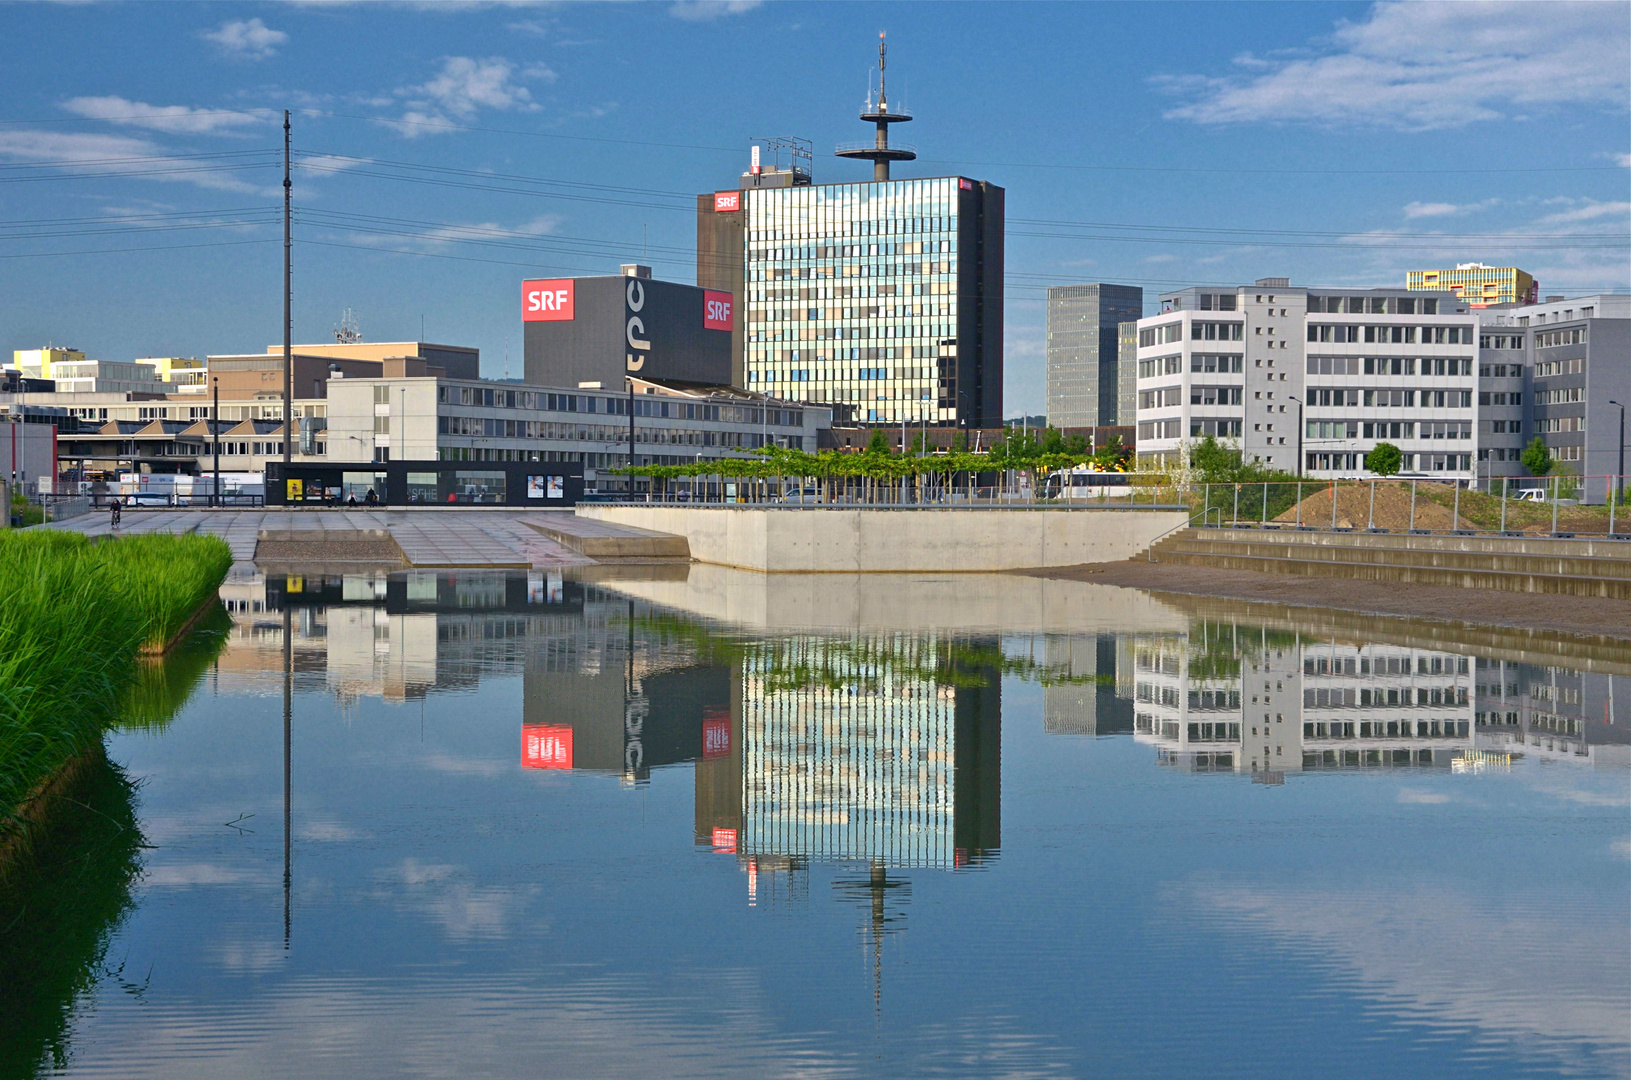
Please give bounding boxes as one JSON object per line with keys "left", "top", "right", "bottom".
{"left": 1233, "top": 483, "right": 1240, "bottom": 526}
{"left": 1409, "top": 479, "right": 1417, "bottom": 531}
{"left": 1500, "top": 476, "right": 1507, "bottom": 533}
{"left": 1552, "top": 474, "right": 1560, "bottom": 535}
{"left": 1331, "top": 479, "right": 1338, "bottom": 529}
{"left": 1612, "top": 474, "right": 1618, "bottom": 537}
{"left": 1296, "top": 482, "right": 1303, "bottom": 526}
{"left": 1261, "top": 481, "right": 1268, "bottom": 525}
{"left": 1367, "top": 479, "right": 1376, "bottom": 530}
{"left": 1453, "top": 480, "right": 1461, "bottom": 530}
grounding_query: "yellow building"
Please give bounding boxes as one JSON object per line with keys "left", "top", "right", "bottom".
{"left": 138, "top": 356, "right": 208, "bottom": 394}
{"left": 10, "top": 346, "right": 85, "bottom": 378}
{"left": 1406, "top": 264, "right": 1536, "bottom": 308}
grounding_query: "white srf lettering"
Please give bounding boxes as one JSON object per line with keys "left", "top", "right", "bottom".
{"left": 527, "top": 290, "right": 542, "bottom": 311}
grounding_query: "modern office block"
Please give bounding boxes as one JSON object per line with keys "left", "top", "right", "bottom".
{"left": 1408, "top": 264, "right": 1537, "bottom": 308}
{"left": 1045, "top": 284, "right": 1143, "bottom": 428}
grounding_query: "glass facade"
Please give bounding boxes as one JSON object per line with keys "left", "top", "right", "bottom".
{"left": 744, "top": 178, "right": 963, "bottom": 425}
{"left": 1044, "top": 284, "right": 1143, "bottom": 428}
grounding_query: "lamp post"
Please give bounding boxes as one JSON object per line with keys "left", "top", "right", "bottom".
{"left": 1288, "top": 395, "right": 1304, "bottom": 477}
{"left": 1610, "top": 400, "right": 1625, "bottom": 511}
{"left": 212, "top": 376, "right": 220, "bottom": 508}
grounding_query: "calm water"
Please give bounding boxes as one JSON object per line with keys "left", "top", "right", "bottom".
{"left": 7, "top": 568, "right": 1629, "bottom": 1079}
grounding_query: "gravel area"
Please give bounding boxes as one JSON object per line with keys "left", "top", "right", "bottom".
{"left": 253, "top": 540, "right": 407, "bottom": 565}
{"left": 1021, "top": 560, "right": 1631, "bottom": 642}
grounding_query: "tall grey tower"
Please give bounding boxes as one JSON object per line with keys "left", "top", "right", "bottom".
{"left": 1046, "top": 283, "right": 1143, "bottom": 428}
{"left": 836, "top": 33, "right": 915, "bottom": 182}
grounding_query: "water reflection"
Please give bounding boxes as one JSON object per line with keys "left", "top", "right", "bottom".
{"left": 96, "top": 567, "right": 1623, "bottom": 1080}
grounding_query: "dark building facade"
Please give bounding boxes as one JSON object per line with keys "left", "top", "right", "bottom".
{"left": 1045, "top": 284, "right": 1143, "bottom": 428}
{"left": 522, "top": 270, "right": 734, "bottom": 391}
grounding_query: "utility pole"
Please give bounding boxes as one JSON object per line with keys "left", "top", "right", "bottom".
{"left": 1610, "top": 400, "right": 1625, "bottom": 506}
{"left": 627, "top": 375, "right": 636, "bottom": 498}
{"left": 282, "top": 110, "right": 293, "bottom": 471}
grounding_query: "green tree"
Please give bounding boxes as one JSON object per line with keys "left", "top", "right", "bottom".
{"left": 1040, "top": 427, "right": 1066, "bottom": 454}
{"left": 1521, "top": 437, "right": 1554, "bottom": 477}
{"left": 1364, "top": 442, "right": 1403, "bottom": 476}
{"left": 865, "top": 428, "right": 890, "bottom": 455}
{"left": 1189, "top": 435, "right": 1242, "bottom": 483}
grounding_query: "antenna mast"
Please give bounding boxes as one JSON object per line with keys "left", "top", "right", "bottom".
{"left": 835, "top": 32, "right": 915, "bottom": 181}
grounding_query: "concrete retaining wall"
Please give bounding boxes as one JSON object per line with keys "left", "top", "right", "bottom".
{"left": 574, "top": 506, "right": 1188, "bottom": 572}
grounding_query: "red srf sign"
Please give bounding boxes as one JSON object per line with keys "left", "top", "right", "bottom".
{"left": 713, "top": 191, "right": 740, "bottom": 212}
{"left": 703, "top": 714, "right": 731, "bottom": 758}
{"left": 522, "top": 724, "right": 573, "bottom": 769}
{"left": 958, "top": 178, "right": 974, "bottom": 190}
{"left": 703, "top": 290, "right": 734, "bottom": 332}
{"left": 523, "top": 280, "right": 575, "bottom": 321}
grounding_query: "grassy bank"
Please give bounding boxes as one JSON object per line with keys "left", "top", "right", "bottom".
{"left": 0, "top": 531, "right": 231, "bottom": 843}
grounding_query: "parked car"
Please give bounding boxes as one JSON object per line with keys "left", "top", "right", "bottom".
{"left": 1513, "top": 488, "right": 1548, "bottom": 502}
{"left": 780, "top": 487, "right": 821, "bottom": 504}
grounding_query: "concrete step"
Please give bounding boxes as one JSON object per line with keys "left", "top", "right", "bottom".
{"left": 1162, "top": 537, "right": 1631, "bottom": 580}
{"left": 523, "top": 516, "right": 689, "bottom": 562}
{"left": 1151, "top": 547, "right": 1631, "bottom": 598}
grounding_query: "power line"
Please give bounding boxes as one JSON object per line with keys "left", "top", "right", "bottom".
{"left": 0, "top": 237, "right": 279, "bottom": 260}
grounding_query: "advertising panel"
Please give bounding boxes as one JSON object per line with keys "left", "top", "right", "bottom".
{"left": 703, "top": 290, "right": 734, "bottom": 332}
{"left": 523, "top": 279, "right": 575, "bottom": 322}
{"left": 713, "top": 191, "right": 740, "bottom": 213}
{"left": 521, "top": 724, "right": 573, "bottom": 769}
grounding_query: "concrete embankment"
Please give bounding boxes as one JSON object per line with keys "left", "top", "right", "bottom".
{"left": 574, "top": 505, "right": 1189, "bottom": 573}
{"left": 1149, "top": 527, "right": 1631, "bottom": 599}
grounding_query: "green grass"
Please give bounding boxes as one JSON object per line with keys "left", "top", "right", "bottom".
{"left": 0, "top": 530, "right": 231, "bottom": 842}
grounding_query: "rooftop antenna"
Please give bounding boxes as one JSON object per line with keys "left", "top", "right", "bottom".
{"left": 333, "top": 307, "right": 361, "bottom": 344}
{"left": 836, "top": 31, "right": 914, "bottom": 181}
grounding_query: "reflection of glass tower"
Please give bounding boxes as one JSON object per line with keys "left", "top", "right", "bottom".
{"left": 1042, "top": 634, "right": 1133, "bottom": 736}
{"left": 735, "top": 635, "right": 1000, "bottom": 869}
{"left": 1131, "top": 624, "right": 1477, "bottom": 776}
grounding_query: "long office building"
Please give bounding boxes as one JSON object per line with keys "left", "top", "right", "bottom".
{"left": 698, "top": 45, "right": 1004, "bottom": 428}
{"left": 1045, "top": 284, "right": 1143, "bottom": 428}
{"left": 1134, "top": 279, "right": 1478, "bottom": 477}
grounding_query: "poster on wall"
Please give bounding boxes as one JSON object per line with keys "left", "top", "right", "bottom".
{"left": 547, "top": 476, "right": 565, "bottom": 499}
{"left": 526, "top": 475, "right": 546, "bottom": 499}
{"left": 286, "top": 478, "right": 303, "bottom": 501}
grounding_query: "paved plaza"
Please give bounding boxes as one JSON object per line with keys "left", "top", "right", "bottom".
{"left": 51, "top": 507, "right": 601, "bottom": 570}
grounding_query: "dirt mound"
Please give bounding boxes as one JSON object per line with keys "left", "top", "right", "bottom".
{"left": 1274, "top": 482, "right": 1470, "bottom": 531}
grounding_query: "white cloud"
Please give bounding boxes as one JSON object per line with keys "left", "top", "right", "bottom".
{"left": 203, "top": 17, "right": 288, "bottom": 60}
{"left": 669, "top": 0, "right": 761, "bottom": 21}
{"left": 390, "top": 56, "right": 553, "bottom": 135}
{"left": 1158, "top": 2, "right": 1630, "bottom": 130}
{"left": 0, "top": 129, "right": 263, "bottom": 193}
{"left": 61, "top": 95, "right": 272, "bottom": 135}
{"left": 1616, "top": 152, "right": 1631, "bottom": 168}
{"left": 1533, "top": 199, "right": 1631, "bottom": 227}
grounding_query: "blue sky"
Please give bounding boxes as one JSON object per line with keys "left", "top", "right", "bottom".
{"left": 1, "top": 1, "right": 1626, "bottom": 416}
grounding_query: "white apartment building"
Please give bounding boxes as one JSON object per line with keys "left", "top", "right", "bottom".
{"left": 1135, "top": 279, "right": 1480, "bottom": 478}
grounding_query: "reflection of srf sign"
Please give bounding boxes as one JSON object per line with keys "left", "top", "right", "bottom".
{"left": 711, "top": 827, "right": 737, "bottom": 853}
{"left": 703, "top": 714, "right": 731, "bottom": 758}
{"left": 522, "top": 724, "right": 573, "bottom": 769}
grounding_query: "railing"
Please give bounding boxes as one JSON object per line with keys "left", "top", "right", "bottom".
{"left": 1180, "top": 475, "right": 1631, "bottom": 540}
{"left": 622, "top": 474, "right": 1187, "bottom": 510}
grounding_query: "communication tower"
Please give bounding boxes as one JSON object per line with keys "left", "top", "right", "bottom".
{"left": 836, "top": 32, "right": 915, "bottom": 181}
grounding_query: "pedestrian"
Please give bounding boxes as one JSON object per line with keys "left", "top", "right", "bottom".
{"left": 346, "top": 493, "right": 358, "bottom": 508}
{"left": 365, "top": 488, "right": 379, "bottom": 507}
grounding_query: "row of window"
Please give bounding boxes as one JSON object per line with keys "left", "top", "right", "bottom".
{"left": 1305, "top": 451, "right": 1471, "bottom": 472}
{"left": 1308, "top": 325, "right": 1472, "bottom": 344}
{"left": 1308, "top": 295, "right": 1440, "bottom": 315}
{"left": 1307, "top": 420, "right": 1472, "bottom": 440}
{"left": 1535, "top": 328, "right": 1587, "bottom": 348}
{"left": 1304, "top": 655, "right": 1468, "bottom": 676}
{"left": 1534, "top": 417, "right": 1584, "bottom": 433}
{"left": 1308, "top": 720, "right": 1470, "bottom": 739}
{"left": 1532, "top": 387, "right": 1581, "bottom": 405}
{"left": 1535, "top": 358, "right": 1584, "bottom": 377}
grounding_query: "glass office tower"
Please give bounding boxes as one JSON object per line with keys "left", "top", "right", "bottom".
{"left": 1044, "top": 283, "right": 1143, "bottom": 428}
{"left": 741, "top": 176, "right": 1004, "bottom": 428}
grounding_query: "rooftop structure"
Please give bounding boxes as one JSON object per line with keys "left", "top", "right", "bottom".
{"left": 1407, "top": 264, "right": 1538, "bottom": 308}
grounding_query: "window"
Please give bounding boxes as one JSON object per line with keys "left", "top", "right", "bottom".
{"left": 1138, "top": 322, "right": 1184, "bottom": 347}
{"left": 1191, "top": 321, "right": 1244, "bottom": 341}
{"left": 1363, "top": 357, "right": 1416, "bottom": 376}
{"left": 1308, "top": 324, "right": 1361, "bottom": 343}
{"left": 1190, "top": 354, "right": 1243, "bottom": 373}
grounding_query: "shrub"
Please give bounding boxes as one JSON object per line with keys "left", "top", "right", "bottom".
{"left": 1522, "top": 437, "right": 1554, "bottom": 478}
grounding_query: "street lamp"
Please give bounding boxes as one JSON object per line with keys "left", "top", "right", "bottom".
{"left": 1610, "top": 399, "right": 1626, "bottom": 508}
{"left": 1288, "top": 395, "right": 1304, "bottom": 477}
{"left": 212, "top": 376, "right": 220, "bottom": 508}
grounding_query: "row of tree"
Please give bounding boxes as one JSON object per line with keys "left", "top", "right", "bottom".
{"left": 610, "top": 427, "right": 1136, "bottom": 497}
